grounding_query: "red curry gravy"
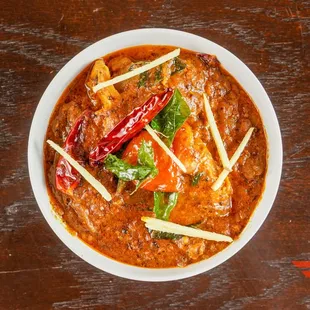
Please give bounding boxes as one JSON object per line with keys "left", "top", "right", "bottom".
{"left": 44, "top": 46, "right": 267, "bottom": 268}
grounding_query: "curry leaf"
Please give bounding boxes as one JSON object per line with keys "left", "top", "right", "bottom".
{"left": 104, "top": 154, "right": 152, "bottom": 181}
{"left": 104, "top": 140, "right": 158, "bottom": 188}
{"left": 138, "top": 140, "right": 157, "bottom": 175}
{"left": 150, "top": 230, "right": 182, "bottom": 240}
{"left": 153, "top": 192, "right": 179, "bottom": 221}
{"left": 151, "top": 89, "right": 190, "bottom": 146}
{"left": 133, "top": 140, "right": 158, "bottom": 193}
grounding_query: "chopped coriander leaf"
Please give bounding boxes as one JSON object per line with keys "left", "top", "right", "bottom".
{"left": 171, "top": 57, "right": 186, "bottom": 75}
{"left": 191, "top": 172, "right": 204, "bottom": 186}
{"left": 138, "top": 71, "right": 148, "bottom": 88}
{"left": 155, "top": 65, "right": 163, "bottom": 83}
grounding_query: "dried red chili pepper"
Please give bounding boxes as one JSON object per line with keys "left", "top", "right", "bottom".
{"left": 55, "top": 110, "right": 91, "bottom": 195}
{"left": 89, "top": 89, "right": 173, "bottom": 165}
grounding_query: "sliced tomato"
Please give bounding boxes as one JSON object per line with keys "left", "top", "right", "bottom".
{"left": 122, "top": 131, "right": 182, "bottom": 192}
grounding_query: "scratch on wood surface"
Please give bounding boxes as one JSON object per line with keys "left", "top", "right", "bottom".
{"left": 0, "top": 129, "right": 25, "bottom": 152}
{"left": 298, "top": 296, "right": 310, "bottom": 309}
{"left": 0, "top": 266, "right": 62, "bottom": 274}
{"left": 223, "top": 6, "right": 264, "bottom": 14}
{"left": 284, "top": 157, "right": 310, "bottom": 165}
{"left": 0, "top": 39, "right": 71, "bottom": 69}
{"left": 1, "top": 165, "right": 29, "bottom": 186}
{"left": 287, "top": 145, "right": 308, "bottom": 159}
{"left": 286, "top": 6, "right": 294, "bottom": 18}
{"left": 0, "top": 192, "right": 41, "bottom": 231}
{"left": 0, "top": 23, "right": 90, "bottom": 48}
{"left": 294, "top": 2, "right": 300, "bottom": 19}
{"left": 93, "top": 7, "right": 104, "bottom": 13}
{"left": 298, "top": 23, "right": 305, "bottom": 57}
{"left": 218, "top": 254, "right": 310, "bottom": 310}
{"left": 58, "top": 14, "right": 64, "bottom": 25}
{"left": 4, "top": 202, "right": 21, "bottom": 215}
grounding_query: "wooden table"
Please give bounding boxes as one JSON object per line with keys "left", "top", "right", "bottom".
{"left": 1, "top": 0, "right": 309, "bottom": 309}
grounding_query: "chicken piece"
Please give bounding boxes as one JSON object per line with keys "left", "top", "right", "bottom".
{"left": 86, "top": 59, "right": 121, "bottom": 110}
{"left": 108, "top": 55, "right": 133, "bottom": 75}
{"left": 170, "top": 123, "right": 233, "bottom": 226}
{"left": 107, "top": 56, "right": 135, "bottom": 93}
{"left": 173, "top": 123, "right": 218, "bottom": 179}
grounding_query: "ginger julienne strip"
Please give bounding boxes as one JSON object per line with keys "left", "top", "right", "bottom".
{"left": 203, "top": 93, "right": 231, "bottom": 171}
{"left": 47, "top": 140, "right": 112, "bottom": 201}
{"left": 145, "top": 124, "right": 187, "bottom": 173}
{"left": 212, "top": 127, "right": 254, "bottom": 191}
{"left": 142, "top": 217, "right": 233, "bottom": 242}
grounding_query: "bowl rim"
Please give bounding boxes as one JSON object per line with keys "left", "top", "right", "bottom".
{"left": 28, "top": 28, "right": 282, "bottom": 282}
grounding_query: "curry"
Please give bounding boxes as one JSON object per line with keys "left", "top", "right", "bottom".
{"left": 44, "top": 46, "right": 267, "bottom": 268}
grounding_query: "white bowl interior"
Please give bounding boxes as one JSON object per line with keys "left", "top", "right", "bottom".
{"left": 28, "top": 28, "right": 282, "bottom": 281}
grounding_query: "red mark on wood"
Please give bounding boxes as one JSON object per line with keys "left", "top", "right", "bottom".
{"left": 292, "top": 261, "right": 310, "bottom": 268}
{"left": 292, "top": 261, "right": 310, "bottom": 278}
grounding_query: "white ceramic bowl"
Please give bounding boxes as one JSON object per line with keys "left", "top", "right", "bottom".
{"left": 28, "top": 28, "right": 282, "bottom": 282}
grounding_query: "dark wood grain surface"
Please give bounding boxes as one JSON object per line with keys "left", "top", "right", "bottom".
{"left": 1, "top": 0, "right": 310, "bottom": 309}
